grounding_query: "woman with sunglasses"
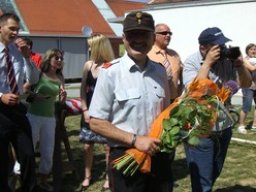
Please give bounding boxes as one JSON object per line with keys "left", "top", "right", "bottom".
{"left": 26, "top": 48, "right": 66, "bottom": 191}
{"left": 79, "top": 34, "right": 114, "bottom": 191}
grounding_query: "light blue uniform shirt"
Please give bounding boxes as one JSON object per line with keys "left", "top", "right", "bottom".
{"left": 89, "top": 53, "right": 170, "bottom": 147}
{"left": 0, "top": 42, "right": 39, "bottom": 95}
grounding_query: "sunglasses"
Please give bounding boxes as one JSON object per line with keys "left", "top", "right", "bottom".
{"left": 54, "top": 56, "right": 64, "bottom": 61}
{"left": 155, "top": 31, "right": 173, "bottom": 36}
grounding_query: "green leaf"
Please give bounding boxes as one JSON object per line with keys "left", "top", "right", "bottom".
{"left": 169, "top": 105, "right": 180, "bottom": 116}
{"left": 163, "top": 119, "right": 172, "bottom": 130}
{"left": 161, "top": 133, "right": 170, "bottom": 144}
{"left": 169, "top": 126, "right": 180, "bottom": 135}
{"left": 171, "top": 140, "right": 179, "bottom": 147}
{"left": 188, "top": 136, "right": 200, "bottom": 146}
{"left": 182, "top": 106, "right": 195, "bottom": 119}
{"left": 169, "top": 117, "right": 179, "bottom": 126}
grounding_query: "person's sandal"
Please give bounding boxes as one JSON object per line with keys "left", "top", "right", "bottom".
{"left": 101, "top": 178, "right": 110, "bottom": 192}
{"left": 81, "top": 176, "right": 91, "bottom": 191}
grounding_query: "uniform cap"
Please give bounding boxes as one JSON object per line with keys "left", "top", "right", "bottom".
{"left": 123, "top": 11, "right": 155, "bottom": 32}
{"left": 198, "top": 27, "right": 231, "bottom": 45}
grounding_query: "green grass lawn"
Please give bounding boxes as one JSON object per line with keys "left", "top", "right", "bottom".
{"left": 57, "top": 108, "right": 256, "bottom": 192}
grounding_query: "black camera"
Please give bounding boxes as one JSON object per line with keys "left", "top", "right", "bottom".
{"left": 219, "top": 46, "right": 241, "bottom": 60}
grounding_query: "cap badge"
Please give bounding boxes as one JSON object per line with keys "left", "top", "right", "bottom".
{"left": 136, "top": 12, "right": 142, "bottom": 24}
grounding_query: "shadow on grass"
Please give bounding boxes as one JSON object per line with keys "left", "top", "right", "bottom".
{"left": 172, "top": 157, "right": 190, "bottom": 182}
{"left": 215, "top": 185, "right": 256, "bottom": 192}
{"left": 61, "top": 147, "right": 107, "bottom": 191}
{"left": 67, "top": 129, "right": 80, "bottom": 137}
{"left": 246, "top": 121, "right": 253, "bottom": 130}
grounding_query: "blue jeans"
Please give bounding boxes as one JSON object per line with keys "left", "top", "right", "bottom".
{"left": 184, "top": 128, "right": 232, "bottom": 192}
{"left": 241, "top": 88, "right": 256, "bottom": 113}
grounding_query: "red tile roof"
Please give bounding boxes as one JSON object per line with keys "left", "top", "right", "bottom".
{"left": 15, "top": 0, "right": 115, "bottom": 36}
{"left": 148, "top": 0, "right": 195, "bottom": 3}
{"left": 106, "top": 0, "right": 146, "bottom": 17}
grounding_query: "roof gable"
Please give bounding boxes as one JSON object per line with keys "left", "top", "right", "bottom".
{"left": 106, "top": 0, "right": 145, "bottom": 17}
{"left": 16, "top": 0, "right": 115, "bottom": 35}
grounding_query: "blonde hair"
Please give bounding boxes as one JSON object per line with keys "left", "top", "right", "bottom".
{"left": 88, "top": 34, "right": 115, "bottom": 62}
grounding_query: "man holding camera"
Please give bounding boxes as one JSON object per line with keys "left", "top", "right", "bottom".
{"left": 182, "top": 27, "right": 251, "bottom": 192}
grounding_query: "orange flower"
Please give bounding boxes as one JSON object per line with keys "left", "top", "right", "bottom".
{"left": 187, "top": 78, "right": 219, "bottom": 97}
{"left": 217, "top": 87, "right": 231, "bottom": 102}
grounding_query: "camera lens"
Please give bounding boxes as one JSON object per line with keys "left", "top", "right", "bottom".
{"left": 219, "top": 46, "right": 241, "bottom": 60}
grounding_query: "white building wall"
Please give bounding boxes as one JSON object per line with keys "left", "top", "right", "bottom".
{"left": 144, "top": 0, "right": 256, "bottom": 61}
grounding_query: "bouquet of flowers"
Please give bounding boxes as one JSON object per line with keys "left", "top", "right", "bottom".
{"left": 113, "top": 78, "right": 231, "bottom": 176}
{"left": 160, "top": 78, "right": 231, "bottom": 152}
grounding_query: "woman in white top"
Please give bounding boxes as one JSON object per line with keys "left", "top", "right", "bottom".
{"left": 238, "top": 43, "right": 256, "bottom": 134}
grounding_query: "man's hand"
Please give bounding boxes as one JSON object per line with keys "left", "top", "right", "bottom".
{"left": 204, "top": 45, "right": 221, "bottom": 67}
{"left": 15, "top": 38, "right": 31, "bottom": 58}
{"left": 134, "top": 135, "right": 161, "bottom": 156}
{"left": 233, "top": 56, "right": 244, "bottom": 68}
{"left": 197, "top": 45, "right": 221, "bottom": 79}
{"left": 1, "top": 93, "right": 19, "bottom": 105}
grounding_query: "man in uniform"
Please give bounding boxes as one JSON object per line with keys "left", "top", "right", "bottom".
{"left": 148, "top": 23, "right": 183, "bottom": 103}
{"left": 89, "top": 11, "right": 173, "bottom": 192}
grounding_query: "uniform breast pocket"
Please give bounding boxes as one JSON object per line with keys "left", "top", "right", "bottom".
{"left": 152, "top": 87, "right": 166, "bottom": 107}
{"left": 115, "top": 88, "right": 141, "bottom": 108}
{"left": 155, "top": 88, "right": 166, "bottom": 99}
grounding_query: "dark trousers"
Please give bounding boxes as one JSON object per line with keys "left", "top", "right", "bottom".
{"left": 109, "top": 147, "right": 173, "bottom": 192}
{"left": 184, "top": 128, "right": 232, "bottom": 192}
{"left": 0, "top": 102, "right": 37, "bottom": 192}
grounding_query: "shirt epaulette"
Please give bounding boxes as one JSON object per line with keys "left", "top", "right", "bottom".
{"left": 153, "top": 61, "right": 165, "bottom": 68}
{"left": 102, "top": 62, "right": 113, "bottom": 69}
{"left": 102, "top": 59, "right": 120, "bottom": 69}
{"left": 111, "top": 58, "right": 120, "bottom": 65}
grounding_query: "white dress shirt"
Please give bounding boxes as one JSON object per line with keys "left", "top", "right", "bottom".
{"left": 0, "top": 42, "right": 39, "bottom": 95}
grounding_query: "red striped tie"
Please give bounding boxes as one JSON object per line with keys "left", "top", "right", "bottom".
{"left": 5, "top": 48, "right": 19, "bottom": 94}
{"left": 160, "top": 50, "right": 172, "bottom": 79}
{"left": 160, "top": 50, "right": 170, "bottom": 68}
